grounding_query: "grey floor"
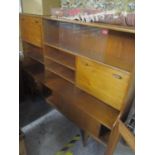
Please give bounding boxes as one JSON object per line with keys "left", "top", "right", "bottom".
{"left": 20, "top": 96, "right": 52, "bottom": 127}
{"left": 21, "top": 109, "right": 134, "bottom": 155}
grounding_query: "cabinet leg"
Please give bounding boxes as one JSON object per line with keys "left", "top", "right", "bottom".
{"left": 80, "top": 130, "right": 89, "bottom": 147}
{"left": 104, "top": 122, "right": 120, "bottom": 155}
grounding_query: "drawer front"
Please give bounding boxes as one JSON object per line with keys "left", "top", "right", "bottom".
{"left": 20, "top": 15, "right": 42, "bottom": 47}
{"left": 63, "top": 100, "right": 100, "bottom": 137}
{"left": 76, "top": 57, "right": 131, "bottom": 110}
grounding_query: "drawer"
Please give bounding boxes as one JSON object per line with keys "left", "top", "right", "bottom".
{"left": 20, "top": 15, "right": 42, "bottom": 47}
{"left": 63, "top": 99, "right": 101, "bottom": 137}
{"left": 76, "top": 57, "right": 131, "bottom": 110}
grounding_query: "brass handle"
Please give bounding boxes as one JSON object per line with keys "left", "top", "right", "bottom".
{"left": 113, "top": 74, "right": 122, "bottom": 79}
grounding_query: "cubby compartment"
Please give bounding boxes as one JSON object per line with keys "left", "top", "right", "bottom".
{"left": 45, "top": 58, "right": 75, "bottom": 84}
{"left": 99, "top": 125, "right": 111, "bottom": 144}
{"left": 23, "top": 42, "right": 44, "bottom": 64}
{"left": 44, "top": 45, "right": 76, "bottom": 70}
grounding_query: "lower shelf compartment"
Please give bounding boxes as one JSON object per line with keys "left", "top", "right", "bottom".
{"left": 46, "top": 93, "right": 112, "bottom": 144}
{"left": 44, "top": 71, "right": 119, "bottom": 130}
{"left": 47, "top": 92, "right": 101, "bottom": 138}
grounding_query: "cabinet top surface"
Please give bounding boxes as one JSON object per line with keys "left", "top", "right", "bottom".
{"left": 43, "top": 16, "right": 135, "bottom": 34}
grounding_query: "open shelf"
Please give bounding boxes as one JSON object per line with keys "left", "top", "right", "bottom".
{"left": 23, "top": 41, "right": 44, "bottom": 64}
{"left": 45, "top": 58, "right": 75, "bottom": 84}
{"left": 44, "top": 45, "right": 75, "bottom": 70}
{"left": 44, "top": 71, "right": 119, "bottom": 129}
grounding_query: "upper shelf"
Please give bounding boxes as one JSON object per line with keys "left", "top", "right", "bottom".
{"left": 44, "top": 16, "right": 135, "bottom": 34}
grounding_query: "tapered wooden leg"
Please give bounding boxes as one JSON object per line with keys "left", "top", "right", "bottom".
{"left": 80, "top": 130, "right": 89, "bottom": 147}
{"left": 104, "top": 122, "right": 120, "bottom": 155}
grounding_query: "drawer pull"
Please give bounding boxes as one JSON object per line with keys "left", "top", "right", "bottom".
{"left": 113, "top": 74, "right": 122, "bottom": 79}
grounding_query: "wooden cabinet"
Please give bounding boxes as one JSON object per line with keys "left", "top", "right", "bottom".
{"left": 76, "top": 57, "right": 131, "bottom": 110}
{"left": 42, "top": 18, "right": 135, "bottom": 147}
{"left": 20, "top": 15, "right": 43, "bottom": 47}
{"left": 20, "top": 14, "right": 135, "bottom": 152}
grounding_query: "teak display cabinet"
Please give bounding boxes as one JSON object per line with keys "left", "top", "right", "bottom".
{"left": 43, "top": 17, "right": 135, "bottom": 145}
{"left": 20, "top": 13, "right": 135, "bottom": 155}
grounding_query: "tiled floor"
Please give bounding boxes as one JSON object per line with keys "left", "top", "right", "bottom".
{"left": 21, "top": 110, "right": 134, "bottom": 155}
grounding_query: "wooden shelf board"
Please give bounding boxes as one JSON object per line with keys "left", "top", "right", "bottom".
{"left": 44, "top": 74, "right": 119, "bottom": 129}
{"left": 46, "top": 66, "right": 75, "bottom": 84}
{"left": 45, "top": 55, "right": 75, "bottom": 71}
{"left": 44, "top": 16, "right": 135, "bottom": 34}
